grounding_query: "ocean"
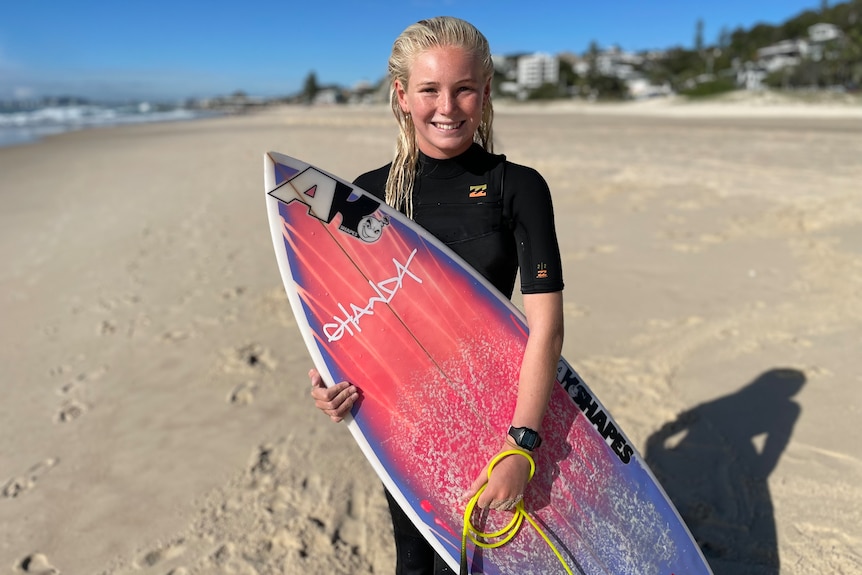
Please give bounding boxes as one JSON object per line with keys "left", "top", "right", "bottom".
{"left": 0, "top": 102, "right": 220, "bottom": 148}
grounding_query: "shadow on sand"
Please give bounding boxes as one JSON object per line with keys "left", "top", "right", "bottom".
{"left": 645, "top": 368, "right": 805, "bottom": 575}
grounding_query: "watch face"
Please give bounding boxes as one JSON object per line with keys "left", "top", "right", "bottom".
{"left": 522, "top": 429, "right": 539, "bottom": 450}
{"left": 510, "top": 426, "right": 541, "bottom": 450}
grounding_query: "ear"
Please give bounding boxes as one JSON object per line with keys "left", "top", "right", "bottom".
{"left": 395, "top": 79, "right": 410, "bottom": 114}
{"left": 483, "top": 77, "right": 492, "bottom": 104}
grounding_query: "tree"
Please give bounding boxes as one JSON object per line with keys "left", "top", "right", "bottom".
{"left": 302, "top": 71, "right": 319, "bottom": 103}
{"left": 528, "top": 82, "right": 562, "bottom": 100}
{"left": 558, "top": 58, "right": 579, "bottom": 93}
{"left": 587, "top": 40, "right": 601, "bottom": 77}
{"left": 718, "top": 26, "right": 731, "bottom": 50}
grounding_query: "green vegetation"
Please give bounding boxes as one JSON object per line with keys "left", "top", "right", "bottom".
{"left": 715, "top": 0, "right": 862, "bottom": 89}
{"left": 680, "top": 78, "right": 738, "bottom": 99}
{"left": 301, "top": 72, "right": 320, "bottom": 103}
{"left": 291, "top": 1, "right": 861, "bottom": 104}
{"left": 524, "top": 0, "right": 862, "bottom": 101}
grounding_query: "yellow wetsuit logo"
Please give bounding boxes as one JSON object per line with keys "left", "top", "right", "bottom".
{"left": 468, "top": 184, "right": 487, "bottom": 198}
{"left": 536, "top": 263, "right": 548, "bottom": 279}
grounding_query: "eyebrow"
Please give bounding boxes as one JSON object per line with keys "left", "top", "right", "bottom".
{"left": 414, "top": 78, "right": 478, "bottom": 87}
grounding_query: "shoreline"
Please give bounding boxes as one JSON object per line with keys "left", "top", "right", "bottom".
{"left": 3, "top": 90, "right": 862, "bottom": 151}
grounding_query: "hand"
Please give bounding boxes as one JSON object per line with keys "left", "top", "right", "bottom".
{"left": 309, "top": 368, "right": 359, "bottom": 423}
{"left": 465, "top": 441, "right": 533, "bottom": 512}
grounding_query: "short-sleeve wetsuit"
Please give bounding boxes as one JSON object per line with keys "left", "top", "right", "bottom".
{"left": 353, "top": 143, "right": 564, "bottom": 575}
{"left": 354, "top": 143, "right": 564, "bottom": 299}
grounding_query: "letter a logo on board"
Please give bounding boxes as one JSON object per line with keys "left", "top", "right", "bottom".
{"left": 269, "top": 167, "right": 339, "bottom": 222}
{"left": 269, "top": 167, "right": 385, "bottom": 242}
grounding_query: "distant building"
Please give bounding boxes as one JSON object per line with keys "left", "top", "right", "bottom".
{"left": 596, "top": 46, "right": 644, "bottom": 80}
{"left": 586, "top": 46, "right": 671, "bottom": 99}
{"left": 808, "top": 23, "right": 843, "bottom": 62}
{"left": 739, "top": 21, "right": 844, "bottom": 89}
{"left": 516, "top": 53, "right": 559, "bottom": 89}
{"left": 736, "top": 61, "right": 768, "bottom": 90}
{"left": 809, "top": 23, "right": 841, "bottom": 44}
{"left": 313, "top": 88, "right": 342, "bottom": 105}
{"left": 757, "top": 39, "right": 809, "bottom": 72}
{"left": 627, "top": 77, "right": 673, "bottom": 99}
{"left": 492, "top": 52, "right": 559, "bottom": 98}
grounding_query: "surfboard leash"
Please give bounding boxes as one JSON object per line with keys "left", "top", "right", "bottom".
{"left": 460, "top": 449, "right": 575, "bottom": 575}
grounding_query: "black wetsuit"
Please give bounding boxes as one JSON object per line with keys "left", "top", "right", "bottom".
{"left": 355, "top": 143, "right": 564, "bottom": 298}
{"left": 354, "top": 144, "right": 564, "bottom": 575}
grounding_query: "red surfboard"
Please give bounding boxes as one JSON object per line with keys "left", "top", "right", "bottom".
{"left": 265, "top": 151, "right": 712, "bottom": 575}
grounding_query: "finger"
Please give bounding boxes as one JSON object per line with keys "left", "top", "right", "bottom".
{"left": 313, "top": 382, "right": 357, "bottom": 409}
{"left": 464, "top": 470, "right": 488, "bottom": 502}
{"left": 477, "top": 487, "right": 497, "bottom": 509}
{"left": 310, "top": 379, "right": 332, "bottom": 400}
{"left": 309, "top": 368, "right": 326, "bottom": 385}
{"left": 311, "top": 379, "right": 353, "bottom": 401}
{"left": 317, "top": 387, "right": 358, "bottom": 423}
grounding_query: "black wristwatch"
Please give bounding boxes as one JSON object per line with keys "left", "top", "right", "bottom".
{"left": 508, "top": 426, "right": 542, "bottom": 451}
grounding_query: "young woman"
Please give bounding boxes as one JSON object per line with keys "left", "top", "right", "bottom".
{"left": 309, "top": 16, "right": 564, "bottom": 575}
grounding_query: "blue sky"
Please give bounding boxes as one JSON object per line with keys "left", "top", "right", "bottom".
{"left": 0, "top": 0, "right": 825, "bottom": 102}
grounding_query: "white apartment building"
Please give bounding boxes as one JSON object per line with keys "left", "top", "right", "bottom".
{"left": 516, "top": 53, "right": 559, "bottom": 88}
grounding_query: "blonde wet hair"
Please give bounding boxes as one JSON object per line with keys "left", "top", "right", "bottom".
{"left": 386, "top": 16, "right": 495, "bottom": 218}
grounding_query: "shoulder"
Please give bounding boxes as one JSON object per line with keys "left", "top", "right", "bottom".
{"left": 500, "top": 160, "right": 552, "bottom": 207}
{"left": 353, "top": 163, "right": 391, "bottom": 200}
{"left": 502, "top": 160, "right": 548, "bottom": 188}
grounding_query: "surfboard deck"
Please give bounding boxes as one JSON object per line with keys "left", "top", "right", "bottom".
{"left": 264, "top": 151, "right": 713, "bottom": 575}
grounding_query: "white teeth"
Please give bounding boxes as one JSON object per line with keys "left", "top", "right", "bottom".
{"left": 433, "top": 122, "right": 462, "bottom": 130}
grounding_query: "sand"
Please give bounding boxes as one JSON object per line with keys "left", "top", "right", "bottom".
{"left": 1, "top": 96, "right": 861, "bottom": 575}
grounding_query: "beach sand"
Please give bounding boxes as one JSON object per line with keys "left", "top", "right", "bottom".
{"left": 1, "top": 97, "right": 860, "bottom": 574}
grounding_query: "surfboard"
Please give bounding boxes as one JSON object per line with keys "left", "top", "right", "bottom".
{"left": 265, "top": 151, "right": 713, "bottom": 575}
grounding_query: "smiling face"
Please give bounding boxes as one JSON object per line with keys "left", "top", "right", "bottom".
{"left": 395, "top": 45, "right": 491, "bottom": 159}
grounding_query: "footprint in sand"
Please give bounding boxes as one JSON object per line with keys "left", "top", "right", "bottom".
{"left": 48, "top": 364, "right": 72, "bottom": 378}
{"left": 248, "top": 444, "right": 278, "bottom": 475}
{"left": 17, "top": 553, "right": 59, "bottom": 574}
{"left": 222, "top": 286, "right": 247, "bottom": 300}
{"left": 228, "top": 381, "right": 257, "bottom": 406}
{"left": 2, "top": 458, "right": 59, "bottom": 499}
{"left": 53, "top": 400, "right": 86, "bottom": 424}
{"left": 221, "top": 343, "right": 278, "bottom": 374}
{"left": 98, "top": 319, "right": 117, "bottom": 336}
{"left": 57, "top": 365, "right": 109, "bottom": 395}
{"left": 135, "top": 538, "right": 186, "bottom": 569}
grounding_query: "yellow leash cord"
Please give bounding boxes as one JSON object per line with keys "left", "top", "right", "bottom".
{"left": 459, "top": 450, "right": 575, "bottom": 575}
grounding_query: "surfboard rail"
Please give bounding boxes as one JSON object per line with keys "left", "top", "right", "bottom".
{"left": 265, "top": 151, "right": 713, "bottom": 575}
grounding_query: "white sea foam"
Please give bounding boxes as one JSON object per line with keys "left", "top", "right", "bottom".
{"left": 0, "top": 104, "right": 213, "bottom": 148}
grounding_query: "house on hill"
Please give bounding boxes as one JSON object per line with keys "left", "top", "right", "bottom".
{"left": 737, "top": 22, "right": 844, "bottom": 89}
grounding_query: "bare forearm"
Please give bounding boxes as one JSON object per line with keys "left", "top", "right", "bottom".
{"left": 510, "top": 292, "right": 564, "bottom": 432}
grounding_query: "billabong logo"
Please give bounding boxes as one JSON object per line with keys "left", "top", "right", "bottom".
{"left": 536, "top": 262, "right": 548, "bottom": 279}
{"left": 468, "top": 184, "right": 487, "bottom": 198}
{"left": 269, "top": 166, "right": 387, "bottom": 243}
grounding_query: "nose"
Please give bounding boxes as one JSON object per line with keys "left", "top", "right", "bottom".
{"left": 438, "top": 90, "right": 455, "bottom": 115}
